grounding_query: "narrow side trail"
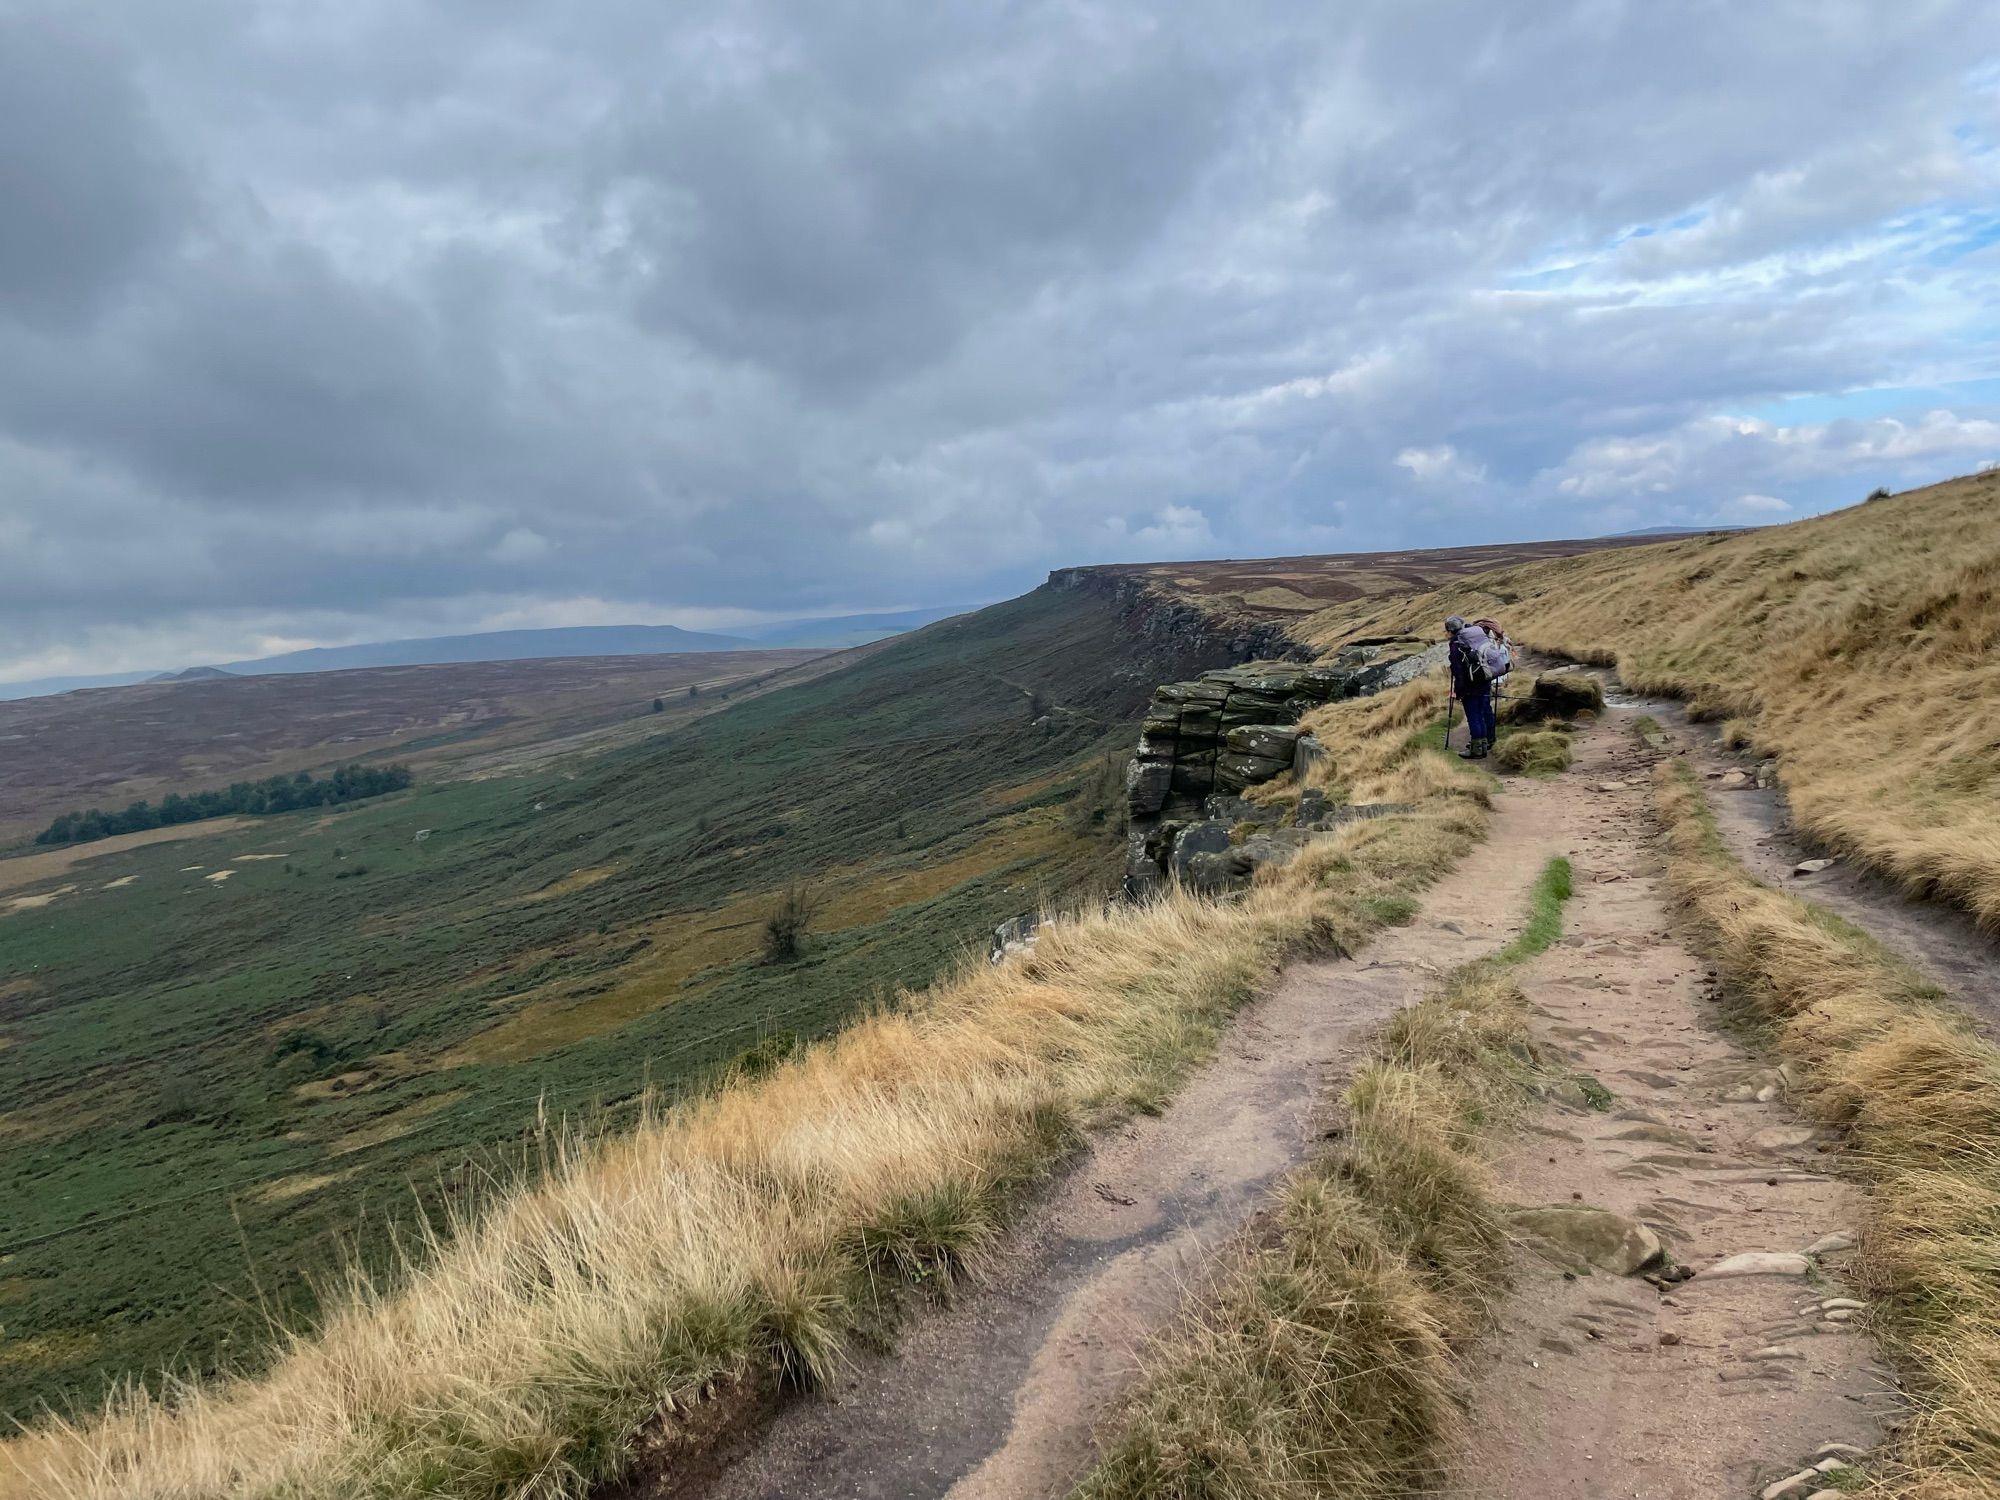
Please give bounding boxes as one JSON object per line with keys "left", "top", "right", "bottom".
{"left": 1438, "top": 704, "right": 1899, "bottom": 1500}
{"left": 1577, "top": 665, "right": 2000, "bottom": 1022}
{"left": 672, "top": 769, "right": 1568, "bottom": 1500}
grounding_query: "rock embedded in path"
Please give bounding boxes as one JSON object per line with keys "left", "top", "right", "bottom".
{"left": 1694, "top": 1251, "right": 1813, "bottom": 1280}
{"left": 1606, "top": 1121, "right": 1704, "bottom": 1149}
{"left": 1749, "top": 1125, "right": 1822, "bottom": 1154}
{"left": 1805, "top": 1231, "right": 1855, "bottom": 1256}
{"left": 1510, "top": 1206, "right": 1665, "bottom": 1276}
{"left": 1792, "top": 857, "right": 1837, "bottom": 876}
{"left": 1761, "top": 1469, "right": 1824, "bottom": 1500}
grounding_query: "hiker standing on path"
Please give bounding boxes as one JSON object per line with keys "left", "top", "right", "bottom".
{"left": 1447, "top": 615, "right": 1507, "bottom": 759}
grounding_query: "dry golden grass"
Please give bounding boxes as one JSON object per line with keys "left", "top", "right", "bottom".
{"left": 1077, "top": 883, "right": 1560, "bottom": 1500}
{"left": 1301, "top": 469, "right": 2000, "bottom": 931}
{"left": 1493, "top": 730, "right": 1573, "bottom": 776}
{"left": 1655, "top": 763, "right": 2000, "bottom": 1499}
{"left": 2, "top": 679, "right": 1490, "bottom": 1500}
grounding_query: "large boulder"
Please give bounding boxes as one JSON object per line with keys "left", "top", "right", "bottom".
{"left": 1177, "top": 826, "right": 1313, "bottom": 892}
{"left": 1236, "top": 828, "right": 1312, "bottom": 869}
{"left": 1168, "top": 824, "right": 1232, "bottom": 892}
{"left": 1170, "top": 821, "right": 1235, "bottom": 881}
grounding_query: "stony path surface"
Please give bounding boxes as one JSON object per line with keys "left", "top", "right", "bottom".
{"left": 1583, "top": 668, "right": 2000, "bottom": 1024}
{"left": 1437, "top": 704, "right": 1899, "bottom": 1500}
{"left": 678, "top": 769, "right": 1566, "bottom": 1500}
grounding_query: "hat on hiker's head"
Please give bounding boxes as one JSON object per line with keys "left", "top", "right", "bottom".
{"left": 1444, "top": 615, "right": 1466, "bottom": 632}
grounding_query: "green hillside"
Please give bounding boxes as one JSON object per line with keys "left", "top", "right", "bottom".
{"left": 0, "top": 581, "right": 1230, "bottom": 1416}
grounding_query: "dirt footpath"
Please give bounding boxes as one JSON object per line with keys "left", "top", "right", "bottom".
{"left": 683, "top": 760, "right": 1569, "bottom": 1500}
{"left": 1437, "top": 704, "right": 1899, "bottom": 1500}
{"left": 667, "top": 701, "right": 1906, "bottom": 1500}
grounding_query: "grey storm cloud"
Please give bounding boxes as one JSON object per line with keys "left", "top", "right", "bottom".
{"left": 2, "top": 0, "right": 1999, "bottom": 679}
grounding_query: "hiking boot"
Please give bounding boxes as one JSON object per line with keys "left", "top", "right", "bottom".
{"left": 1475, "top": 739, "right": 1491, "bottom": 759}
{"left": 1459, "top": 738, "right": 1486, "bottom": 760}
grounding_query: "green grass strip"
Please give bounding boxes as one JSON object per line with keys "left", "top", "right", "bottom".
{"left": 1495, "top": 855, "right": 1573, "bottom": 964}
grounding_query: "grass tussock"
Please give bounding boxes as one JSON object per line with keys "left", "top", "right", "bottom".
{"left": 2, "top": 680, "right": 1490, "bottom": 1500}
{"left": 1077, "top": 861, "right": 1569, "bottom": 1500}
{"left": 1655, "top": 763, "right": 2000, "bottom": 1499}
{"left": 1301, "top": 469, "right": 2000, "bottom": 932}
{"left": 1493, "top": 730, "right": 1573, "bottom": 776}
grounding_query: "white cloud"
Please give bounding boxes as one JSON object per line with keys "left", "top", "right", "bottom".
{"left": 1129, "top": 503, "right": 1216, "bottom": 553}
{"left": 488, "top": 527, "right": 553, "bottom": 564}
{"left": 1550, "top": 409, "right": 2000, "bottom": 505}
{"left": 1395, "top": 444, "right": 1486, "bottom": 484}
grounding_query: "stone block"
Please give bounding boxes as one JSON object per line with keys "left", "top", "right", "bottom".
{"left": 1213, "top": 750, "right": 1290, "bottom": 791}
{"left": 1223, "top": 723, "right": 1303, "bottom": 761}
{"left": 1125, "top": 758, "right": 1172, "bottom": 818}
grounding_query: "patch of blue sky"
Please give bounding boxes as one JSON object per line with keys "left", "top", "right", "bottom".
{"left": 1739, "top": 376, "right": 2000, "bottom": 427}
{"left": 1921, "top": 208, "right": 2000, "bottom": 265}
{"left": 1503, "top": 206, "right": 1714, "bottom": 290}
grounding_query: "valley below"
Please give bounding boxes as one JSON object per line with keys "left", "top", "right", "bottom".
{"left": 1, "top": 553, "right": 1485, "bottom": 1418}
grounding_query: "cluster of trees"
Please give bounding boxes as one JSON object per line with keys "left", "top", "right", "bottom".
{"left": 34, "top": 763, "right": 414, "bottom": 847}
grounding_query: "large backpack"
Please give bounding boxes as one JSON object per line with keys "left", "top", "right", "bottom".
{"left": 1457, "top": 624, "right": 1496, "bottom": 688}
{"left": 1478, "top": 623, "right": 1512, "bottom": 681}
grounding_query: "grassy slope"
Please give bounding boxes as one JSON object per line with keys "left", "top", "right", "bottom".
{"left": 1, "top": 677, "right": 1493, "bottom": 1500}
{"left": 1299, "top": 469, "right": 2000, "bottom": 929}
{"left": 0, "top": 584, "right": 1203, "bottom": 1417}
{"left": 1656, "top": 763, "right": 2000, "bottom": 1499}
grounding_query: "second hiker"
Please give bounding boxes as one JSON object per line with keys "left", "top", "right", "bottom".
{"left": 1446, "top": 614, "right": 1511, "bottom": 758}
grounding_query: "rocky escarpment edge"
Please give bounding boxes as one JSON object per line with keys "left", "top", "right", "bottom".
{"left": 1121, "top": 642, "right": 1441, "bottom": 898}
{"left": 1046, "top": 566, "right": 1311, "bottom": 664}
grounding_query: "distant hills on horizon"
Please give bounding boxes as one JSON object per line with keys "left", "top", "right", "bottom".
{"left": 1609, "top": 524, "right": 1747, "bottom": 538}
{"left": 0, "top": 606, "right": 971, "bottom": 702}
{"left": 0, "top": 522, "right": 1765, "bottom": 703}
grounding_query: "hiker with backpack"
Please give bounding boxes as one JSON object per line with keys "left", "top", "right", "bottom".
{"left": 1446, "top": 615, "right": 1511, "bottom": 759}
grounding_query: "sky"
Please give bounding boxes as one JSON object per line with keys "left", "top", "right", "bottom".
{"left": 4, "top": 0, "right": 2000, "bottom": 682}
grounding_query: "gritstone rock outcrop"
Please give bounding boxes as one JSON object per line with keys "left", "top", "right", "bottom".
{"left": 1121, "top": 641, "right": 1441, "bottom": 897}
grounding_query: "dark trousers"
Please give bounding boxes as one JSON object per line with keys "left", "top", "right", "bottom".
{"left": 1461, "top": 684, "right": 1496, "bottom": 743}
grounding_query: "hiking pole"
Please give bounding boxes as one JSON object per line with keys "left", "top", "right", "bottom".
{"left": 1443, "top": 686, "right": 1456, "bottom": 749}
